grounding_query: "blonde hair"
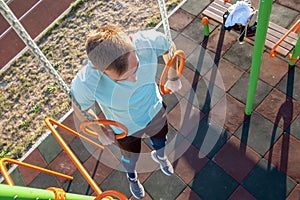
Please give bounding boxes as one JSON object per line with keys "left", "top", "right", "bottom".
{"left": 86, "top": 26, "right": 135, "bottom": 75}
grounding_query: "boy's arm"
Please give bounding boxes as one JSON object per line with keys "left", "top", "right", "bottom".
{"left": 72, "top": 100, "right": 115, "bottom": 145}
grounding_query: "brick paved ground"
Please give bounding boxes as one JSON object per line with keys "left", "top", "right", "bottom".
{"left": 1, "top": 0, "right": 300, "bottom": 199}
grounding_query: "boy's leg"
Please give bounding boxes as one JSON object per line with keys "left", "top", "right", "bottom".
{"left": 149, "top": 123, "right": 174, "bottom": 176}
{"left": 149, "top": 123, "right": 168, "bottom": 157}
{"left": 117, "top": 136, "right": 141, "bottom": 177}
{"left": 117, "top": 136, "right": 145, "bottom": 199}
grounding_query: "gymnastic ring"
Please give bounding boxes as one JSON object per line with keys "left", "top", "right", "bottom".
{"left": 94, "top": 190, "right": 128, "bottom": 200}
{"left": 159, "top": 50, "right": 185, "bottom": 94}
{"left": 80, "top": 119, "right": 128, "bottom": 140}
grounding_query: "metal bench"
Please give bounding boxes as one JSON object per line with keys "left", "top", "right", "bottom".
{"left": 202, "top": 0, "right": 298, "bottom": 57}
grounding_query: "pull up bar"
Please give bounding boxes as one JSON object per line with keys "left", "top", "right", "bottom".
{"left": 44, "top": 117, "right": 128, "bottom": 199}
{"left": 0, "top": 158, "right": 73, "bottom": 186}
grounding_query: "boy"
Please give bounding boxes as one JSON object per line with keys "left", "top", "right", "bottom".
{"left": 71, "top": 26, "right": 181, "bottom": 199}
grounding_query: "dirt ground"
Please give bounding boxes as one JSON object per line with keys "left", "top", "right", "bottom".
{"left": 0, "top": 0, "right": 182, "bottom": 159}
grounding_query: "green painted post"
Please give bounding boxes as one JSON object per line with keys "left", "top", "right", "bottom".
{"left": 289, "top": 34, "right": 300, "bottom": 66}
{"left": 245, "top": 0, "right": 273, "bottom": 115}
{"left": 0, "top": 184, "right": 96, "bottom": 200}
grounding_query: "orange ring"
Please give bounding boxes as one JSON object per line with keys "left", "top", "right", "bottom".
{"left": 159, "top": 50, "right": 185, "bottom": 94}
{"left": 94, "top": 190, "right": 128, "bottom": 200}
{"left": 80, "top": 119, "right": 128, "bottom": 140}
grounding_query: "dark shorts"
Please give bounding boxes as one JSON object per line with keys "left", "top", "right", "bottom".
{"left": 117, "top": 104, "right": 168, "bottom": 157}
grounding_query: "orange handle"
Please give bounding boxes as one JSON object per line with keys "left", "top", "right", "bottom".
{"left": 0, "top": 158, "right": 73, "bottom": 186}
{"left": 45, "top": 117, "right": 103, "bottom": 195}
{"left": 44, "top": 117, "right": 128, "bottom": 198}
{"left": 159, "top": 50, "right": 185, "bottom": 94}
{"left": 94, "top": 190, "right": 128, "bottom": 200}
{"left": 80, "top": 119, "right": 128, "bottom": 140}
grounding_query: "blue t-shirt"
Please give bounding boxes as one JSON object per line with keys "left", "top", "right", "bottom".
{"left": 70, "top": 30, "right": 171, "bottom": 136}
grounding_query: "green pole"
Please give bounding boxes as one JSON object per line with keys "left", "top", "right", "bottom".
{"left": 289, "top": 34, "right": 300, "bottom": 66}
{"left": 0, "top": 184, "right": 95, "bottom": 200}
{"left": 202, "top": 17, "right": 210, "bottom": 36}
{"left": 245, "top": 0, "right": 273, "bottom": 115}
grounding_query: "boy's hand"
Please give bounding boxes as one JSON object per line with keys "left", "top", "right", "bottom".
{"left": 98, "top": 125, "right": 115, "bottom": 145}
{"left": 165, "top": 78, "right": 182, "bottom": 93}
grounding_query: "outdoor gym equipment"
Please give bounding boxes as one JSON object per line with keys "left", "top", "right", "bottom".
{"left": 0, "top": 157, "right": 127, "bottom": 199}
{"left": 0, "top": 184, "right": 98, "bottom": 200}
{"left": 246, "top": 1, "right": 299, "bottom": 115}
{"left": 245, "top": 0, "right": 273, "bottom": 115}
{"left": 80, "top": 119, "right": 128, "bottom": 140}
{"left": 289, "top": 34, "right": 300, "bottom": 66}
{"left": 157, "top": 0, "right": 185, "bottom": 94}
{"left": 0, "top": 158, "right": 73, "bottom": 186}
{"left": 44, "top": 117, "right": 128, "bottom": 200}
{"left": 270, "top": 19, "right": 300, "bottom": 66}
{"left": 202, "top": 17, "right": 210, "bottom": 37}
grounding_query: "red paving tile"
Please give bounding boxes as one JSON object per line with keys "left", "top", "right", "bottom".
{"left": 286, "top": 184, "right": 300, "bottom": 200}
{"left": 210, "top": 94, "right": 246, "bottom": 134}
{"left": 89, "top": 148, "right": 120, "bottom": 175}
{"left": 228, "top": 186, "right": 256, "bottom": 200}
{"left": 83, "top": 153, "right": 114, "bottom": 185}
{"left": 136, "top": 141, "right": 158, "bottom": 174}
{"left": 174, "top": 144, "right": 209, "bottom": 184}
{"left": 204, "top": 58, "right": 244, "bottom": 91}
{"left": 173, "top": 34, "right": 199, "bottom": 57}
{"left": 206, "top": 28, "right": 237, "bottom": 56}
{"left": 277, "top": 0, "right": 300, "bottom": 12}
{"left": 178, "top": 66, "right": 201, "bottom": 97}
{"left": 258, "top": 53, "right": 289, "bottom": 87}
{"left": 131, "top": 192, "right": 152, "bottom": 200}
{"left": 169, "top": 8, "right": 195, "bottom": 32}
{"left": 167, "top": 98, "right": 204, "bottom": 136}
{"left": 18, "top": 148, "right": 47, "bottom": 185}
{"left": 256, "top": 88, "right": 300, "bottom": 130}
{"left": 57, "top": 113, "right": 76, "bottom": 144}
{"left": 48, "top": 151, "right": 78, "bottom": 185}
{"left": 265, "top": 133, "right": 300, "bottom": 182}
{"left": 215, "top": 136, "right": 261, "bottom": 183}
{"left": 176, "top": 186, "right": 202, "bottom": 200}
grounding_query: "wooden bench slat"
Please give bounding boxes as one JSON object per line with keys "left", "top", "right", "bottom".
{"left": 209, "top": 1, "right": 228, "bottom": 13}
{"left": 269, "top": 22, "right": 298, "bottom": 40}
{"left": 205, "top": 5, "right": 225, "bottom": 19}
{"left": 265, "top": 39, "right": 289, "bottom": 56}
{"left": 266, "top": 32, "right": 294, "bottom": 50}
{"left": 215, "top": 0, "right": 232, "bottom": 9}
{"left": 267, "top": 28, "right": 297, "bottom": 47}
{"left": 202, "top": 9, "right": 224, "bottom": 24}
{"left": 268, "top": 22, "right": 298, "bottom": 45}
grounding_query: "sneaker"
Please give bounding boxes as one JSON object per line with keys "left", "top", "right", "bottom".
{"left": 151, "top": 150, "right": 174, "bottom": 176}
{"left": 127, "top": 172, "right": 145, "bottom": 199}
